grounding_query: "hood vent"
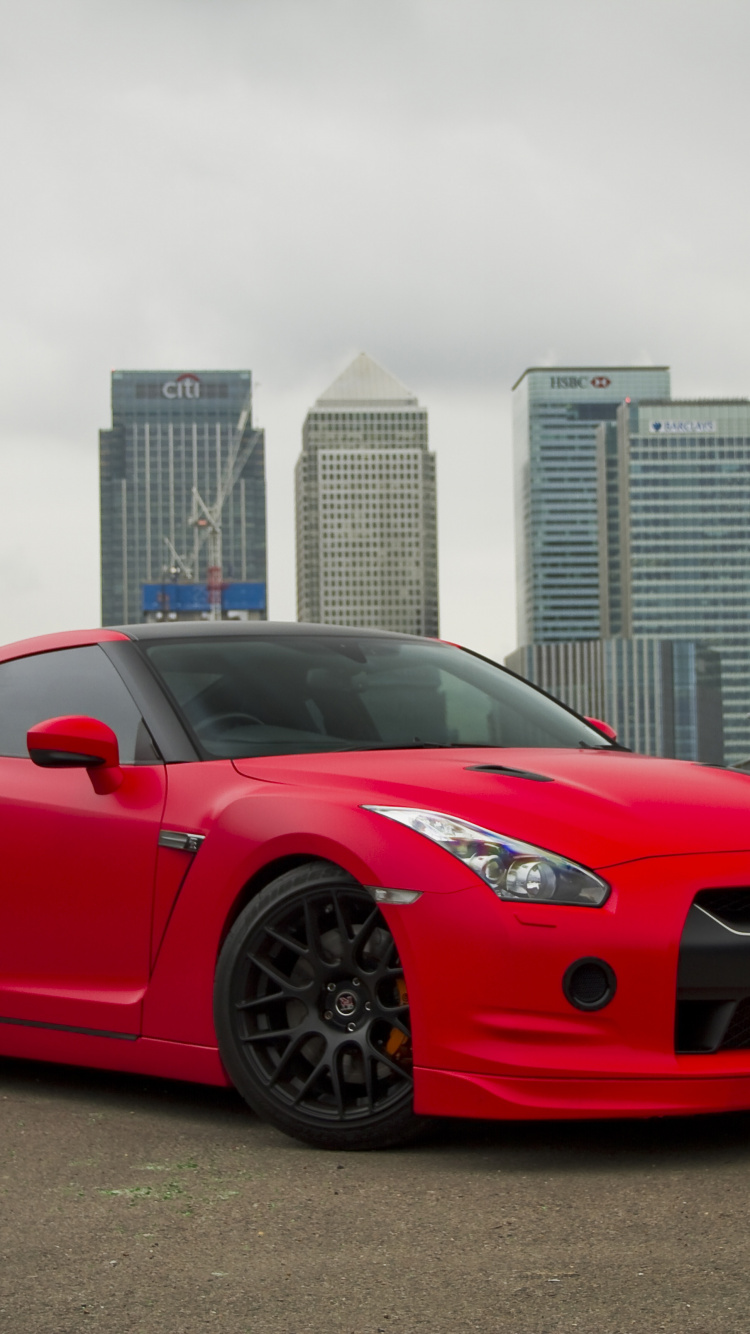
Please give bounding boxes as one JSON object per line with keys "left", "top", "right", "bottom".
{"left": 465, "top": 765, "right": 553, "bottom": 783}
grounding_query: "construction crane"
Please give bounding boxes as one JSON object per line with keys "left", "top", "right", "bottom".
{"left": 162, "top": 537, "right": 193, "bottom": 582}
{"left": 187, "top": 409, "right": 262, "bottom": 621}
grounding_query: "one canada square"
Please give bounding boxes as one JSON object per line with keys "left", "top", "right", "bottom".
{"left": 295, "top": 354, "right": 439, "bottom": 636}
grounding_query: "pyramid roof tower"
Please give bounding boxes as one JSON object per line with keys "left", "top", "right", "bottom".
{"left": 316, "top": 353, "right": 417, "bottom": 408}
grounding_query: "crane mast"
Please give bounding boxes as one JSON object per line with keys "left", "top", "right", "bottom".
{"left": 188, "top": 410, "right": 262, "bottom": 621}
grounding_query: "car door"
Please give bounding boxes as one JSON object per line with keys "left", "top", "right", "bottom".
{"left": 0, "top": 643, "right": 167, "bottom": 1035}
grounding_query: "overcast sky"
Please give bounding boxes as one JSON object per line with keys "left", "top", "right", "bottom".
{"left": 1, "top": 0, "right": 748, "bottom": 661}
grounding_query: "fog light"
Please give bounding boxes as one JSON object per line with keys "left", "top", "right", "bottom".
{"left": 563, "top": 958, "right": 616, "bottom": 1011}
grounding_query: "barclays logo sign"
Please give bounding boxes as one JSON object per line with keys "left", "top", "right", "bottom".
{"left": 649, "top": 420, "right": 716, "bottom": 434}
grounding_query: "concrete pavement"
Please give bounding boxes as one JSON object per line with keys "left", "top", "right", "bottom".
{"left": 2, "top": 1057, "right": 750, "bottom": 1333}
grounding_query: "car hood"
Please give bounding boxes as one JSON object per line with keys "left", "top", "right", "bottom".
{"left": 232, "top": 747, "right": 750, "bottom": 870}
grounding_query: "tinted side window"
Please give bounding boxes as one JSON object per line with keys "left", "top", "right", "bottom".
{"left": 0, "top": 646, "right": 159, "bottom": 763}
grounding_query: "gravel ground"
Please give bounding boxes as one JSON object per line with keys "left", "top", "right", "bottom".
{"left": 2, "top": 1057, "right": 750, "bottom": 1333}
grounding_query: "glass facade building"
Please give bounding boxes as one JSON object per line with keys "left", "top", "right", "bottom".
{"left": 100, "top": 370, "right": 267, "bottom": 626}
{"left": 295, "top": 354, "right": 438, "bottom": 636}
{"left": 598, "top": 399, "right": 750, "bottom": 766}
{"left": 505, "top": 637, "right": 723, "bottom": 763}
{"left": 512, "top": 366, "right": 671, "bottom": 645}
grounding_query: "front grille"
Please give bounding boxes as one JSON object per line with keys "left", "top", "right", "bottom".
{"left": 676, "top": 891, "right": 750, "bottom": 1053}
{"left": 720, "top": 997, "right": 750, "bottom": 1050}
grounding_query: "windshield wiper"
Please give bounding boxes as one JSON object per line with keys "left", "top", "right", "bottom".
{"left": 334, "top": 741, "right": 500, "bottom": 752}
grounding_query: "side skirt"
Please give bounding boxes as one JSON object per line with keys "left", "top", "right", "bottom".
{"left": 0, "top": 1022, "right": 231, "bottom": 1087}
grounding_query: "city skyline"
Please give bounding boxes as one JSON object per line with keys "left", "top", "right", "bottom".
{"left": 2, "top": 3, "right": 750, "bottom": 667}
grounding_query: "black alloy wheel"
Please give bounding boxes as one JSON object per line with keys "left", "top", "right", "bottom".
{"left": 214, "top": 861, "right": 425, "bottom": 1150}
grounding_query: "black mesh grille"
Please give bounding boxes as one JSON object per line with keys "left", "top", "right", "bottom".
{"left": 721, "top": 998, "right": 750, "bottom": 1049}
{"left": 569, "top": 963, "right": 608, "bottom": 1005}
{"left": 676, "top": 892, "right": 750, "bottom": 1052}
{"left": 695, "top": 889, "right": 750, "bottom": 928}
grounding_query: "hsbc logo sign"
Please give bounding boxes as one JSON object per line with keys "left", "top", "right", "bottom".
{"left": 549, "top": 375, "right": 612, "bottom": 390}
{"left": 162, "top": 373, "right": 201, "bottom": 400}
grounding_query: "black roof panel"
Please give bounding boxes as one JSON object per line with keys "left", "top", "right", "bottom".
{"left": 116, "top": 621, "right": 423, "bottom": 644}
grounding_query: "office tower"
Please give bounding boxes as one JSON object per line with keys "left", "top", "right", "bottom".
{"left": 505, "top": 638, "right": 723, "bottom": 762}
{"left": 512, "top": 366, "right": 671, "bottom": 645}
{"left": 100, "top": 370, "right": 267, "bottom": 626}
{"left": 295, "top": 353, "right": 438, "bottom": 635}
{"left": 598, "top": 398, "right": 750, "bottom": 766}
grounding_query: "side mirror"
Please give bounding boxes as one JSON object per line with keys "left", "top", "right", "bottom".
{"left": 27, "top": 715, "right": 123, "bottom": 793}
{"left": 584, "top": 716, "right": 617, "bottom": 743}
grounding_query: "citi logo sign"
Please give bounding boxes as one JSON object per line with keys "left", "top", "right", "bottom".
{"left": 549, "top": 375, "right": 611, "bottom": 390}
{"left": 162, "top": 373, "right": 201, "bottom": 400}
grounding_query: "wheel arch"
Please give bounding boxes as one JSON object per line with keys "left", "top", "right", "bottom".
{"left": 217, "top": 852, "right": 360, "bottom": 956}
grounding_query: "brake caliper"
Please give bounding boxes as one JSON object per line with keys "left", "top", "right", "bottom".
{"left": 385, "top": 978, "right": 410, "bottom": 1061}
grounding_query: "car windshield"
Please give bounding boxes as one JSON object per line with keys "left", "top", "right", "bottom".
{"left": 144, "top": 635, "right": 611, "bottom": 759}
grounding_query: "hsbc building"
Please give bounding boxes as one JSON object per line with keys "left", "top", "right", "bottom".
{"left": 511, "top": 365, "right": 671, "bottom": 646}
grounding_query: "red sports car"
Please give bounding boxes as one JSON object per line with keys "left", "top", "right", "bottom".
{"left": 1, "top": 621, "right": 749, "bottom": 1149}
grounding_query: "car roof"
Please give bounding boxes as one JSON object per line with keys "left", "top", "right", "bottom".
{"left": 0, "top": 621, "right": 441, "bottom": 663}
{"left": 115, "top": 621, "right": 424, "bottom": 644}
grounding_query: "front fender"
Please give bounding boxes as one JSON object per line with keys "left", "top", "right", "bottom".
{"left": 143, "top": 777, "right": 470, "bottom": 1046}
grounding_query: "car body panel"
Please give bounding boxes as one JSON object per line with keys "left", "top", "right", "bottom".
{"left": 233, "top": 748, "right": 750, "bottom": 868}
{"left": 141, "top": 763, "right": 455, "bottom": 1047}
{"left": 390, "top": 853, "right": 750, "bottom": 1080}
{"left": 0, "top": 756, "right": 166, "bottom": 1033}
{"left": 0, "top": 628, "right": 129, "bottom": 664}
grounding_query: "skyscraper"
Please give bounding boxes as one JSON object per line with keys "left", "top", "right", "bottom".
{"left": 505, "top": 637, "right": 723, "bottom": 762}
{"left": 295, "top": 353, "right": 438, "bottom": 636}
{"left": 512, "top": 366, "right": 671, "bottom": 645}
{"left": 598, "top": 398, "right": 750, "bottom": 766}
{"left": 100, "top": 370, "right": 267, "bottom": 626}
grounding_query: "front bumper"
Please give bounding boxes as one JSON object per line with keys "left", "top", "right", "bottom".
{"left": 384, "top": 849, "right": 750, "bottom": 1120}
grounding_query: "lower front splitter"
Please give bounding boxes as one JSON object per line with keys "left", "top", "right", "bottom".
{"left": 414, "top": 1065, "right": 750, "bottom": 1121}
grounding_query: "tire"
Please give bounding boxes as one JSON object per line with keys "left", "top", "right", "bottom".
{"left": 214, "top": 861, "right": 426, "bottom": 1150}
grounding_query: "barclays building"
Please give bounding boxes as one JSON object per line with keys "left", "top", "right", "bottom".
{"left": 598, "top": 398, "right": 750, "bottom": 766}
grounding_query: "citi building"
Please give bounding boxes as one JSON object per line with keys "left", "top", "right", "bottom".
{"left": 100, "top": 370, "right": 267, "bottom": 626}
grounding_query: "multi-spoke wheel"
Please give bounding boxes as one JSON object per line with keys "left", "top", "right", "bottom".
{"left": 214, "top": 861, "right": 425, "bottom": 1149}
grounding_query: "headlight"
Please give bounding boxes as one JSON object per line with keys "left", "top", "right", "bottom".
{"left": 363, "top": 807, "right": 610, "bottom": 907}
